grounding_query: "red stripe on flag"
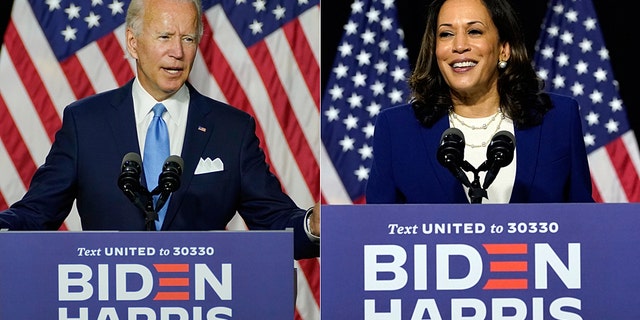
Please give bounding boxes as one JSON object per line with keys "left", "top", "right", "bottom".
{"left": 248, "top": 41, "right": 319, "bottom": 196}
{"left": 0, "top": 193, "right": 7, "bottom": 211}
{"left": 353, "top": 195, "right": 366, "bottom": 204}
{"left": 298, "top": 258, "right": 320, "bottom": 305}
{"left": 96, "top": 33, "right": 135, "bottom": 86}
{"left": 591, "top": 177, "right": 603, "bottom": 203}
{"left": 0, "top": 95, "right": 37, "bottom": 187}
{"left": 606, "top": 137, "right": 640, "bottom": 202}
{"left": 4, "top": 21, "right": 61, "bottom": 141}
{"left": 60, "top": 55, "right": 96, "bottom": 99}
{"left": 283, "top": 19, "right": 320, "bottom": 108}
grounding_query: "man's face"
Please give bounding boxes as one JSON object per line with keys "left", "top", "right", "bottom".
{"left": 126, "top": 0, "right": 199, "bottom": 101}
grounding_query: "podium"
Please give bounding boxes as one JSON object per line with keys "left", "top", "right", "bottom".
{"left": 321, "top": 203, "right": 640, "bottom": 319}
{"left": 0, "top": 230, "right": 294, "bottom": 319}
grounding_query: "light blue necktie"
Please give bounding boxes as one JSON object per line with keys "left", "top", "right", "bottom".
{"left": 144, "top": 103, "right": 170, "bottom": 230}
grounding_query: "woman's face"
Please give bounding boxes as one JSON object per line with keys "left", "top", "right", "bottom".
{"left": 435, "top": 0, "right": 509, "bottom": 99}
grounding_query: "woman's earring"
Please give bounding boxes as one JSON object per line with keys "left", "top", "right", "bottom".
{"left": 498, "top": 60, "right": 508, "bottom": 69}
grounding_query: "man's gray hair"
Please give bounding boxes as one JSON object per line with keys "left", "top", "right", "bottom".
{"left": 125, "top": 0, "right": 204, "bottom": 42}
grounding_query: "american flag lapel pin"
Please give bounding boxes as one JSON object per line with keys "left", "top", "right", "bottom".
{"left": 198, "top": 126, "right": 207, "bottom": 133}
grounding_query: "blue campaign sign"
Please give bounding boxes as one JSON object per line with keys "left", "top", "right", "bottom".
{"left": 0, "top": 230, "right": 294, "bottom": 319}
{"left": 321, "top": 203, "right": 640, "bottom": 319}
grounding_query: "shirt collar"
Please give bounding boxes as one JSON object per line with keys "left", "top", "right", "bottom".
{"left": 132, "top": 77, "right": 189, "bottom": 124}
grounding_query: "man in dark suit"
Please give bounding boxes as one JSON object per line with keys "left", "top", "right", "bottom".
{"left": 0, "top": 0, "right": 319, "bottom": 260}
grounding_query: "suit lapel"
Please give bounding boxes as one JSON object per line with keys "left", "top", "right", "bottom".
{"left": 510, "top": 125, "right": 541, "bottom": 202}
{"left": 106, "top": 80, "right": 141, "bottom": 158}
{"left": 164, "top": 85, "right": 214, "bottom": 226}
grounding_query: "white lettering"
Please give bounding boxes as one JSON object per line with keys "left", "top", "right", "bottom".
{"left": 59, "top": 264, "right": 93, "bottom": 301}
{"left": 535, "top": 243, "right": 581, "bottom": 289}
{"left": 195, "top": 263, "right": 232, "bottom": 300}
{"left": 364, "top": 299, "right": 402, "bottom": 320}
{"left": 437, "top": 244, "right": 482, "bottom": 290}
{"left": 364, "top": 245, "right": 408, "bottom": 291}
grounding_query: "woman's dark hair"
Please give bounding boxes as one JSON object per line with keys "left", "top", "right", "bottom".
{"left": 409, "top": 0, "right": 552, "bottom": 128}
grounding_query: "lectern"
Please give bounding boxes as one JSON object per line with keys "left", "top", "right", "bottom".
{"left": 0, "top": 230, "right": 294, "bottom": 319}
{"left": 322, "top": 203, "right": 640, "bottom": 319}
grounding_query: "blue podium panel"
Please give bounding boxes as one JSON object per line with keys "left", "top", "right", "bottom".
{"left": 321, "top": 203, "right": 640, "bottom": 319}
{"left": 0, "top": 230, "right": 294, "bottom": 319}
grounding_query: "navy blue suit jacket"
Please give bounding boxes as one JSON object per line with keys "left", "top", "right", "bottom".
{"left": 0, "top": 80, "right": 318, "bottom": 260}
{"left": 366, "top": 93, "right": 594, "bottom": 204}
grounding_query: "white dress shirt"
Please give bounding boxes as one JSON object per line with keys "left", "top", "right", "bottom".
{"left": 132, "top": 78, "right": 189, "bottom": 160}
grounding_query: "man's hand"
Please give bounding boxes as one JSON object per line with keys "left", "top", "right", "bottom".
{"left": 309, "top": 202, "right": 320, "bottom": 237}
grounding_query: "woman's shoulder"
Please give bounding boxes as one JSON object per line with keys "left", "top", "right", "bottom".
{"left": 546, "top": 92, "right": 579, "bottom": 108}
{"left": 378, "top": 103, "right": 415, "bottom": 119}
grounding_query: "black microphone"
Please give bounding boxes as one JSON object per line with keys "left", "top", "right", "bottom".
{"left": 118, "top": 152, "right": 152, "bottom": 222}
{"left": 437, "top": 128, "right": 471, "bottom": 187}
{"left": 481, "top": 130, "right": 515, "bottom": 189}
{"left": 154, "top": 155, "right": 184, "bottom": 212}
{"left": 118, "top": 152, "right": 143, "bottom": 202}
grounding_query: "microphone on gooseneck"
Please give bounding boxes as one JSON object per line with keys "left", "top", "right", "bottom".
{"left": 118, "top": 152, "right": 148, "bottom": 213}
{"left": 481, "top": 130, "right": 515, "bottom": 189}
{"left": 118, "top": 152, "right": 143, "bottom": 201}
{"left": 154, "top": 155, "right": 184, "bottom": 212}
{"left": 437, "top": 128, "right": 472, "bottom": 187}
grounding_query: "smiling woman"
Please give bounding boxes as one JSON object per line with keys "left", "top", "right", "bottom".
{"left": 320, "top": 0, "right": 639, "bottom": 145}
{"left": 363, "top": 0, "right": 594, "bottom": 204}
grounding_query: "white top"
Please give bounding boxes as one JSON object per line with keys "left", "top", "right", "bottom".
{"left": 449, "top": 112, "right": 516, "bottom": 203}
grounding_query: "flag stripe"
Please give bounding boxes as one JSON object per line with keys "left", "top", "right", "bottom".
{"left": 12, "top": 1, "right": 74, "bottom": 115}
{"left": 96, "top": 33, "right": 135, "bottom": 86}
{"left": 282, "top": 19, "right": 320, "bottom": 108}
{"left": 588, "top": 148, "right": 626, "bottom": 202}
{"left": 590, "top": 178, "right": 603, "bottom": 203}
{"left": 295, "top": 260, "right": 320, "bottom": 318}
{"left": 61, "top": 55, "right": 97, "bottom": 99}
{"left": 297, "top": 258, "right": 320, "bottom": 302}
{"left": 266, "top": 19, "right": 321, "bottom": 196}
{"left": 76, "top": 42, "right": 118, "bottom": 93}
{"left": 248, "top": 41, "right": 318, "bottom": 196}
{"left": 0, "top": 132, "right": 27, "bottom": 205}
{"left": 5, "top": 21, "right": 61, "bottom": 142}
{"left": 0, "top": 50, "right": 49, "bottom": 175}
{"left": 0, "top": 96, "right": 35, "bottom": 188}
{"left": 606, "top": 137, "right": 640, "bottom": 201}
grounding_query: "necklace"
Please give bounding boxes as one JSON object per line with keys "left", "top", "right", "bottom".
{"left": 449, "top": 109, "right": 501, "bottom": 130}
{"left": 449, "top": 110, "right": 505, "bottom": 148}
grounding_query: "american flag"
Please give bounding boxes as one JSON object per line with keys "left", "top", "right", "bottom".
{"left": 321, "top": 0, "right": 411, "bottom": 204}
{"left": 0, "top": 0, "right": 320, "bottom": 318}
{"left": 533, "top": 0, "right": 640, "bottom": 202}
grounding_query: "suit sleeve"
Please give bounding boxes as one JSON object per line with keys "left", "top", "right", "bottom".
{"left": 0, "top": 106, "right": 78, "bottom": 229}
{"left": 235, "top": 116, "right": 319, "bottom": 259}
